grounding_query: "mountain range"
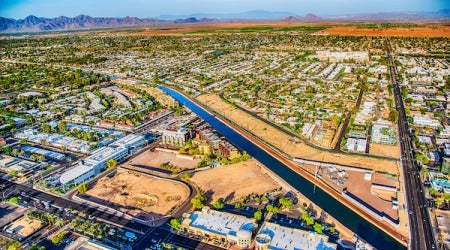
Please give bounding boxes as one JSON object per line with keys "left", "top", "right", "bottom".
{"left": 0, "top": 15, "right": 161, "bottom": 33}
{"left": 0, "top": 9, "right": 448, "bottom": 33}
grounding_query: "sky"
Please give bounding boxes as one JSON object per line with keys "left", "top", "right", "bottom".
{"left": 1, "top": 0, "right": 449, "bottom": 19}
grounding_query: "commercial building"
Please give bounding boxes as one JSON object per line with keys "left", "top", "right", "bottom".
{"left": 161, "top": 127, "right": 190, "bottom": 146}
{"left": 315, "top": 51, "right": 369, "bottom": 63}
{"left": 254, "top": 222, "right": 336, "bottom": 250}
{"left": 0, "top": 155, "right": 43, "bottom": 177}
{"left": 21, "top": 145, "right": 66, "bottom": 161}
{"left": 59, "top": 134, "right": 147, "bottom": 187}
{"left": 181, "top": 207, "right": 255, "bottom": 248}
{"left": 15, "top": 129, "right": 92, "bottom": 154}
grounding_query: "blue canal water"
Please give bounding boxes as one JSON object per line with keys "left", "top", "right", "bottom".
{"left": 159, "top": 86, "right": 406, "bottom": 250}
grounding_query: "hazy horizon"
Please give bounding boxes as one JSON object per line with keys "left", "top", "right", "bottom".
{"left": 1, "top": 0, "right": 449, "bottom": 19}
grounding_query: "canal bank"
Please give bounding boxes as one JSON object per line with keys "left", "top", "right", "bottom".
{"left": 159, "top": 86, "right": 407, "bottom": 250}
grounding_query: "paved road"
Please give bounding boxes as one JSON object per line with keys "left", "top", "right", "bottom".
{"left": 386, "top": 39, "right": 436, "bottom": 250}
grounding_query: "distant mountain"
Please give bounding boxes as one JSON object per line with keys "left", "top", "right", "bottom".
{"left": 159, "top": 10, "right": 298, "bottom": 21}
{"left": 328, "top": 9, "right": 450, "bottom": 21}
{"left": 282, "top": 13, "right": 324, "bottom": 22}
{"left": 0, "top": 15, "right": 161, "bottom": 33}
{"left": 174, "top": 17, "right": 215, "bottom": 23}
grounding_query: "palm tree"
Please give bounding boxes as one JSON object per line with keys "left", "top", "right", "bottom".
{"left": 420, "top": 167, "right": 429, "bottom": 181}
{"left": 45, "top": 213, "right": 56, "bottom": 225}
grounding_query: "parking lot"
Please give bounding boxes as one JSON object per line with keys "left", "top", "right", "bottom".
{"left": 0, "top": 202, "right": 27, "bottom": 228}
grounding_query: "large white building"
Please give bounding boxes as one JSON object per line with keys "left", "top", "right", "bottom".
{"left": 181, "top": 207, "right": 255, "bottom": 249}
{"left": 254, "top": 222, "right": 336, "bottom": 250}
{"left": 59, "top": 134, "right": 147, "bottom": 187}
{"left": 315, "top": 51, "right": 369, "bottom": 63}
{"left": 160, "top": 128, "right": 189, "bottom": 146}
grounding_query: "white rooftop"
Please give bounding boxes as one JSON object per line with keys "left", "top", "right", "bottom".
{"left": 59, "top": 164, "right": 93, "bottom": 185}
{"left": 189, "top": 208, "right": 254, "bottom": 237}
{"left": 257, "top": 222, "right": 336, "bottom": 250}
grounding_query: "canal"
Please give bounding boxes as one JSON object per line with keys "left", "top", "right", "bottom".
{"left": 160, "top": 86, "right": 405, "bottom": 250}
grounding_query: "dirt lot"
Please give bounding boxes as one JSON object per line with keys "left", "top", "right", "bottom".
{"left": 343, "top": 171, "right": 409, "bottom": 237}
{"left": 316, "top": 25, "right": 450, "bottom": 37}
{"left": 197, "top": 94, "right": 399, "bottom": 174}
{"left": 369, "top": 144, "right": 400, "bottom": 159}
{"left": 345, "top": 171, "right": 399, "bottom": 220}
{"left": 190, "top": 159, "right": 279, "bottom": 202}
{"left": 86, "top": 171, "right": 189, "bottom": 217}
{"left": 7, "top": 216, "right": 43, "bottom": 238}
{"left": 130, "top": 150, "right": 200, "bottom": 170}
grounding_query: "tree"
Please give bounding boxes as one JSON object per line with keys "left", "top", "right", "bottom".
{"left": 7, "top": 241, "right": 20, "bottom": 250}
{"left": 51, "top": 233, "right": 66, "bottom": 245}
{"left": 9, "top": 170, "right": 18, "bottom": 178}
{"left": 420, "top": 167, "right": 429, "bottom": 180}
{"left": 313, "top": 222, "right": 324, "bottom": 234}
{"left": 301, "top": 212, "right": 314, "bottom": 226}
{"left": 41, "top": 123, "right": 51, "bottom": 133}
{"left": 254, "top": 210, "right": 262, "bottom": 221}
{"left": 213, "top": 199, "right": 224, "bottom": 210}
{"left": 106, "top": 159, "right": 117, "bottom": 168}
{"left": 9, "top": 197, "right": 19, "bottom": 205}
{"left": 388, "top": 109, "right": 399, "bottom": 123}
{"left": 170, "top": 218, "right": 181, "bottom": 231}
{"left": 279, "top": 197, "right": 293, "bottom": 209}
{"left": 190, "top": 193, "right": 207, "bottom": 210}
{"left": 37, "top": 155, "right": 45, "bottom": 162}
{"left": 415, "top": 153, "right": 430, "bottom": 165}
{"left": 30, "top": 244, "right": 46, "bottom": 250}
{"left": 241, "top": 151, "right": 251, "bottom": 161}
{"left": 45, "top": 213, "right": 56, "bottom": 225}
{"left": 58, "top": 121, "right": 67, "bottom": 133}
{"left": 77, "top": 182, "right": 89, "bottom": 193}
{"left": 261, "top": 195, "right": 268, "bottom": 203}
{"left": 443, "top": 193, "right": 450, "bottom": 201}
{"left": 428, "top": 188, "right": 439, "bottom": 197}
{"left": 181, "top": 172, "right": 191, "bottom": 181}
{"left": 3, "top": 146, "right": 12, "bottom": 155}
{"left": 234, "top": 201, "right": 244, "bottom": 209}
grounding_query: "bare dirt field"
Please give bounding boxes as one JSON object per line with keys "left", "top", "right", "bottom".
{"left": 345, "top": 171, "right": 408, "bottom": 238}
{"left": 197, "top": 94, "right": 399, "bottom": 174}
{"left": 316, "top": 25, "right": 450, "bottom": 37}
{"left": 86, "top": 171, "right": 189, "bottom": 217}
{"left": 190, "top": 159, "right": 279, "bottom": 202}
{"left": 8, "top": 216, "right": 43, "bottom": 238}
{"left": 345, "top": 171, "right": 400, "bottom": 225}
{"left": 129, "top": 150, "right": 200, "bottom": 170}
{"left": 369, "top": 144, "right": 400, "bottom": 159}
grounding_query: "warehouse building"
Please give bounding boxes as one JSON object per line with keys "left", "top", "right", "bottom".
{"left": 59, "top": 134, "right": 147, "bottom": 187}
